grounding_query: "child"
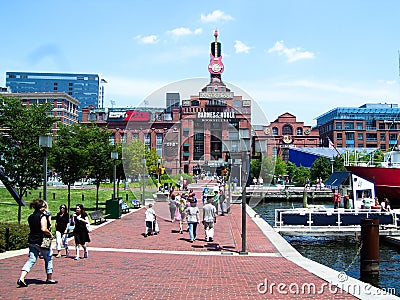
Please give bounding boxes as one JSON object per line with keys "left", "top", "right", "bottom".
{"left": 144, "top": 203, "right": 156, "bottom": 237}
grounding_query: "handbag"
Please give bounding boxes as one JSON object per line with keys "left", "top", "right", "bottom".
{"left": 40, "top": 236, "right": 52, "bottom": 249}
{"left": 174, "top": 208, "right": 181, "bottom": 221}
{"left": 86, "top": 223, "right": 92, "bottom": 233}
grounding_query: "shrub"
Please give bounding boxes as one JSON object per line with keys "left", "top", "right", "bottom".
{"left": 0, "top": 223, "right": 29, "bottom": 253}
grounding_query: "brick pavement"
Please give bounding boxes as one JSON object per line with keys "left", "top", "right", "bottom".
{"left": 0, "top": 201, "right": 360, "bottom": 299}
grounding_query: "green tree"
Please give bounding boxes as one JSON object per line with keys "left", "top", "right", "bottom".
{"left": 0, "top": 96, "right": 55, "bottom": 223}
{"left": 274, "top": 157, "right": 287, "bottom": 177}
{"left": 50, "top": 123, "right": 88, "bottom": 212}
{"left": 82, "top": 125, "right": 114, "bottom": 208}
{"left": 259, "top": 156, "right": 275, "bottom": 184}
{"left": 286, "top": 161, "right": 297, "bottom": 182}
{"left": 295, "top": 165, "right": 311, "bottom": 185}
{"left": 310, "top": 157, "right": 331, "bottom": 182}
{"left": 250, "top": 159, "right": 261, "bottom": 179}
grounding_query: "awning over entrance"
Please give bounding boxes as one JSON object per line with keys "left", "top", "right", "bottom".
{"left": 325, "top": 171, "right": 351, "bottom": 189}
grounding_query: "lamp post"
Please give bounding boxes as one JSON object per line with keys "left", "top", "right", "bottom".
{"left": 157, "top": 158, "right": 161, "bottom": 190}
{"left": 227, "top": 159, "right": 233, "bottom": 214}
{"left": 141, "top": 157, "right": 146, "bottom": 205}
{"left": 39, "top": 135, "right": 52, "bottom": 202}
{"left": 330, "top": 157, "right": 335, "bottom": 174}
{"left": 111, "top": 152, "right": 118, "bottom": 199}
{"left": 240, "top": 135, "right": 250, "bottom": 255}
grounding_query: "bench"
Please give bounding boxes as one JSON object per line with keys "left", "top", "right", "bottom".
{"left": 89, "top": 210, "right": 110, "bottom": 224}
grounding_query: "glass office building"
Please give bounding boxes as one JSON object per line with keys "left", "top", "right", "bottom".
{"left": 6, "top": 72, "right": 104, "bottom": 120}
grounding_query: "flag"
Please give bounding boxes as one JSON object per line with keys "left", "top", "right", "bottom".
{"left": 328, "top": 137, "right": 335, "bottom": 150}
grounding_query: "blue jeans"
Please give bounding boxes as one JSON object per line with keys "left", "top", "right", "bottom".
{"left": 188, "top": 222, "right": 198, "bottom": 241}
{"left": 22, "top": 244, "right": 53, "bottom": 274}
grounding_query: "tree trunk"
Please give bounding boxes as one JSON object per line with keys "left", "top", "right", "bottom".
{"left": 96, "top": 184, "right": 100, "bottom": 209}
{"left": 67, "top": 184, "right": 71, "bottom": 213}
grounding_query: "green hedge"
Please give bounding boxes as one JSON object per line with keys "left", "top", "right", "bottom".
{"left": 0, "top": 223, "right": 29, "bottom": 253}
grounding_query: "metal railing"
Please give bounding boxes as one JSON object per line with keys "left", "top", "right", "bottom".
{"left": 274, "top": 208, "right": 398, "bottom": 230}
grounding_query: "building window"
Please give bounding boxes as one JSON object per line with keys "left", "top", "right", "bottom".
{"left": 380, "top": 144, "right": 386, "bottom": 151}
{"left": 357, "top": 133, "right": 363, "bottom": 140}
{"left": 344, "top": 122, "right": 354, "bottom": 130}
{"left": 272, "top": 127, "right": 278, "bottom": 135}
{"left": 358, "top": 144, "right": 364, "bottom": 148}
{"left": 379, "top": 123, "right": 385, "bottom": 130}
{"left": 337, "top": 133, "right": 342, "bottom": 140}
{"left": 357, "top": 122, "right": 363, "bottom": 130}
{"left": 296, "top": 128, "right": 303, "bottom": 135}
{"left": 335, "top": 122, "right": 342, "bottom": 130}
{"left": 345, "top": 132, "right": 354, "bottom": 140}
{"left": 380, "top": 133, "right": 386, "bottom": 141}
{"left": 282, "top": 125, "right": 293, "bottom": 135}
{"left": 214, "top": 85, "right": 218, "bottom": 92}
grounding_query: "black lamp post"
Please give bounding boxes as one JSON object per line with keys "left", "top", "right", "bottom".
{"left": 111, "top": 152, "right": 118, "bottom": 199}
{"left": 39, "top": 135, "right": 52, "bottom": 202}
{"left": 157, "top": 158, "right": 161, "bottom": 190}
{"left": 141, "top": 157, "right": 146, "bottom": 205}
{"left": 240, "top": 135, "right": 250, "bottom": 255}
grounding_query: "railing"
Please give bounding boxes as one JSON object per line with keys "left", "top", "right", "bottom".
{"left": 275, "top": 208, "right": 398, "bottom": 229}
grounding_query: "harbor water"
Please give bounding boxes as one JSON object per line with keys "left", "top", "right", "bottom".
{"left": 253, "top": 200, "right": 400, "bottom": 296}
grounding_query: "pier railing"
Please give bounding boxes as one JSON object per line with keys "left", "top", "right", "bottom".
{"left": 275, "top": 208, "right": 399, "bottom": 231}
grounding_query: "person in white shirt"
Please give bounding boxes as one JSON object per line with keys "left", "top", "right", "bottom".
{"left": 144, "top": 203, "right": 156, "bottom": 237}
{"left": 202, "top": 198, "right": 216, "bottom": 242}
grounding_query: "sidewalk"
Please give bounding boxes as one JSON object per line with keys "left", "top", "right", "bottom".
{"left": 0, "top": 201, "right": 396, "bottom": 299}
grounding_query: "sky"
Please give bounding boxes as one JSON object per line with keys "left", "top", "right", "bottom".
{"left": 1, "top": 0, "right": 400, "bottom": 126}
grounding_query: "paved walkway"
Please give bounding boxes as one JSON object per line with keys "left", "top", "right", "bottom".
{"left": 0, "top": 200, "right": 397, "bottom": 299}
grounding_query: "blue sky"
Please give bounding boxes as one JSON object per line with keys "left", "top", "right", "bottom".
{"left": 1, "top": 1, "right": 400, "bottom": 125}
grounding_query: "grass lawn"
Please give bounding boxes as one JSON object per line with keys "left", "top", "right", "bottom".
{"left": 0, "top": 182, "right": 158, "bottom": 224}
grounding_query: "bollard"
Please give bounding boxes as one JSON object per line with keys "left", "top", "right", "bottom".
{"left": 53, "top": 192, "right": 56, "bottom": 200}
{"left": 5, "top": 227, "right": 10, "bottom": 251}
{"left": 360, "top": 218, "right": 379, "bottom": 278}
{"left": 302, "top": 188, "right": 308, "bottom": 208}
{"left": 82, "top": 194, "right": 85, "bottom": 201}
{"left": 126, "top": 193, "right": 128, "bottom": 202}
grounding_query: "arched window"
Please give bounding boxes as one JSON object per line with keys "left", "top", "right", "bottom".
{"left": 272, "top": 127, "right": 278, "bottom": 135}
{"left": 282, "top": 125, "right": 293, "bottom": 135}
{"left": 296, "top": 127, "right": 303, "bottom": 135}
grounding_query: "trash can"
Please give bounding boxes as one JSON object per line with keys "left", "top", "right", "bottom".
{"left": 106, "top": 198, "right": 121, "bottom": 219}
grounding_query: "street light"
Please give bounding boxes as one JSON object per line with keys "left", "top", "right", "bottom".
{"left": 111, "top": 152, "right": 118, "bottom": 199}
{"left": 141, "top": 157, "right": 146, "bottom": 205}
{"left": 239, "top": 132, "right": 250, "bottom": 255}
{"left": 157, "top": 158, "right": 161, "bottom": 190}
{"left": 330, "top": 157, "right": 335, "bottom": 174}
{"left": 39, "top": 135, "right": 52, "bottom": 202}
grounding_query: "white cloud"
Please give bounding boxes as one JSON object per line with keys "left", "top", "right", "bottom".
{"left": 135, "top": 35, "right": 159, "bottom": 44}
{"left": 200, "top": 10, "right": 234, "bottom": 23}
{"left": 167, "top": 27, "right": 203, "bottom": 37}
{"left": 234, "top": 40, "right": 252, "bottom": 54}
{"left": 268, "top": 40, "right": 315, "bottom": 62}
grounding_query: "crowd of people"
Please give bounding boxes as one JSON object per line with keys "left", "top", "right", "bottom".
{"left": 145, "top": 177, "right": 227, "bottom": 244}
{"left": 17, "top": 201, "right": 91, "bottom": 287}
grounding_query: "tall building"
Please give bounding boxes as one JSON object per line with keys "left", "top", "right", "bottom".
{"left": 6, "top": 72, "right": 105, "bottom": 119}
{"left": 316, "top": 103, "right": 400, "bottom": 151}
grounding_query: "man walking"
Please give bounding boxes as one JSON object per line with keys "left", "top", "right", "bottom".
{"left": 203, "top": 198, "right": 217, "bottom": 242}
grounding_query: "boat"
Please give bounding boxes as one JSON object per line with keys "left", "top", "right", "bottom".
{"left": 345, "top": 149, "right": 400, "bottom": 208}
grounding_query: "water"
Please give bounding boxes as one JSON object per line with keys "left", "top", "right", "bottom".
{"left": 253, "top": 200, "right": 400, "bottom": 296}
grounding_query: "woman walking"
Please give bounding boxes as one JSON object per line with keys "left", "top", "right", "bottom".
{"left": 17, "top": 199, "right": 57, "bottom": 287}
{"left": 168, "top": 193, "right": 178, "bottom": 222}
{"left": 72, "top": 204, "right": 91, "bottom": 260}
{"left": 55, "top": 204, "right": 69, "bottom": 257}
{"left": 185, "top": 198, "right": 199, "bottom": 242}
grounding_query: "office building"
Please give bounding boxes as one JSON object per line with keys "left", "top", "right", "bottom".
{"left": 316, "top": 103, "right": 400, "bottom": 151}
{"left": 6, "top": 72, "right": 105, "bottom": 119}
